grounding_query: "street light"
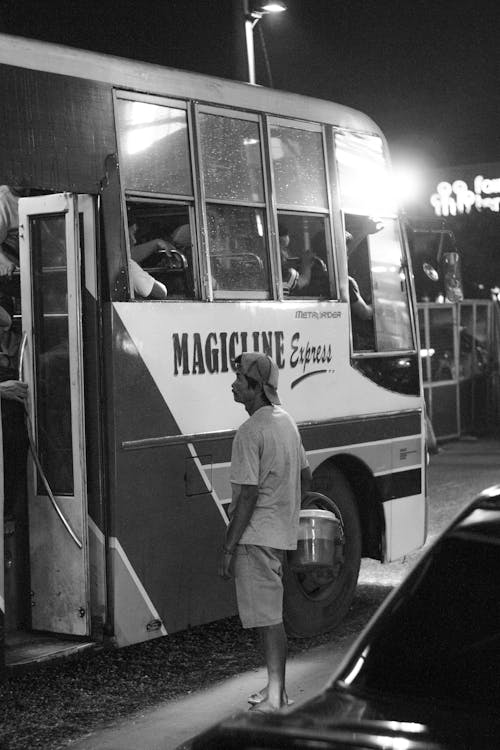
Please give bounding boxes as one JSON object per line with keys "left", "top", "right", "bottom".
{"left": 243, "top": 1, "right": 286, "bottom": 85}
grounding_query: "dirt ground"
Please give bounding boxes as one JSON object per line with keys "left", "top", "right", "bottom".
{"left": 1, "top": 437, "right": 498, "bottom": 750}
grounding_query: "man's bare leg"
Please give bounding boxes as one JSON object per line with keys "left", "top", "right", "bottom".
{"left": 252, "top": 622, "right": 288, "bottom": 711}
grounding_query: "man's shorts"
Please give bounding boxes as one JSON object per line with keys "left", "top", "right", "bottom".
{"left": 233, "top": 544, "right": 285, "bottom": 629}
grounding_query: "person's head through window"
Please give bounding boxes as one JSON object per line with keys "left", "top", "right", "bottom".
{"left": 278, "top": 223, "right": 290, "bottom": 260}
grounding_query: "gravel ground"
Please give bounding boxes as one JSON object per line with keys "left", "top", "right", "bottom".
{"left": 0, "top": 582, "right": 388, "bottom": 750}
{"left": 3, "top": 437, "right": 498, "bottom": 750}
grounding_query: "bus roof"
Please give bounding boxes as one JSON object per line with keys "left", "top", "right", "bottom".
{"left": 0, "top": 32, "right": 381, "bottom": 137}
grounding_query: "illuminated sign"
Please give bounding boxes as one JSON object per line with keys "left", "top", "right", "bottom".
{"left": 430, "top": 175, "right": 500, "bottom": 216}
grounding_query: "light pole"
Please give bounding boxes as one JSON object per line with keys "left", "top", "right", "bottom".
{"left": 243, "top": 1, "right": 286, "bottom": 85}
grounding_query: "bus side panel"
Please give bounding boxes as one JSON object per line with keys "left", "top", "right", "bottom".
{"left": 82, "top": 285, "right": 108, "bottom": 639}
{"left": 0, "top": 65, "right": 115, "bottom": 191}
{"left": 104, "top": 306, "right": 235, "bottom": 646}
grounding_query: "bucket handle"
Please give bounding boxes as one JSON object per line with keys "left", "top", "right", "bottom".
{"left": 301, "top": 491, "right": 345, "bottom": 537}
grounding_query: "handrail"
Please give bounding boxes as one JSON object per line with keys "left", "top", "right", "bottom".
{"left": 213, "top": 252, "right": 264, "bottom": 271}
{"left": 19, "top": 331, "right": 82, "bottom": 549}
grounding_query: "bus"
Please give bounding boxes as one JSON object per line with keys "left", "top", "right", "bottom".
{"left": 0, "top": 33, "right": 427, "bottom": 670}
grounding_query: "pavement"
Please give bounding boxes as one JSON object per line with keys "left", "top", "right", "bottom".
{"left": 67, "top": 437, "right": 500, "bottom": 750}
{"left": 66, "top": 636, "right": 356, "bottom": 750}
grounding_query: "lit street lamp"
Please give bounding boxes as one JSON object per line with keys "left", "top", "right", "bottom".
{"left": 243, "top": 1, "right": 286, "bottom": 85}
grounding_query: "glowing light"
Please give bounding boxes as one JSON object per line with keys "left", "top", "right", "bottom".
{"left": 342, "top": 647, "right": 369, "bottom": 685}
{"left": 430, "top": 174, "right": 500, "bottom": 216}
{"left": 335, "top": 131, "right": 397, "bottom": 216}
{"left": 261, "top": 2, "right": 286, "bottom": 11}
{"left": 391, "top": 739, "right": 411, "bottom": 750}
{"left": 420, "top": 348, "right": 435, "bottom": 358}
{"left": 123, "top": 102, "right": 186, "bottom": 156}
{"left": 393, "top": 163, "right": 423, "bottom": 206}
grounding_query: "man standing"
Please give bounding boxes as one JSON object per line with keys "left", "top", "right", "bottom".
{"left": 219, "top": 352, "right": 312, "bottom": 713}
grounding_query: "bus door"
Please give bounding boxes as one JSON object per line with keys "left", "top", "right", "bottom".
{"left": 18, "top": 193, "right": 91, "bottom": 636}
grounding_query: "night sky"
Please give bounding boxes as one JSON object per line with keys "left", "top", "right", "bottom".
{"left": 1, "top": 0, "right": 499, "bottom": 169}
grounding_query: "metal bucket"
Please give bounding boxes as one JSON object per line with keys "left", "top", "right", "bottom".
{"left": 289, "top": 509, "right": 341, "bottom": 570}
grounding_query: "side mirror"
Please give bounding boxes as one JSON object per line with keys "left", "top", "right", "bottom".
{"left": 423, "top": 262, "right": 439, "bottom": 282}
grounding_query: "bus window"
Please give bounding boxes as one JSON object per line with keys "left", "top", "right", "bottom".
{"left": 336, "top": 131, "right": 413, "bottom": 353}
{"left": 125, "top": 199, "right": 195, "bottom": 299}
{"left": 270, "top": 121, "right": 332, "bottom": 298}
{"left": 199, "top": 110, "right": 270, "bottom": 299}
{"left": 30, "top": 214, "right": 74, "bottom": 494}
{"left": 278, "top": 212, "right": 331, "bottom": 298}
{"left": 115, "top": 97, "right": 192, "bottom": 196}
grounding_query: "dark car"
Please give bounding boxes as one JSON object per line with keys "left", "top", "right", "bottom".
{"left": 183, "top": 486, "right": 500, "bottom": 750}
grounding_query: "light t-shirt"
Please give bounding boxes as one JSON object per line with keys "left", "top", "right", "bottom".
{"left": 229, "top": 405, "right": 309, "bottom": 550}
{"left": 129, "top": 259, "right": 167, "bottom": 298}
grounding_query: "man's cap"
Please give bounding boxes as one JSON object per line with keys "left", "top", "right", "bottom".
{"left": 235, "top": 352, "right": 281, "bottom": 405}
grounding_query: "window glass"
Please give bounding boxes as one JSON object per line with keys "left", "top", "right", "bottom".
{"left": 271, "top": 125, "right": 327, "bottom": 208}
{"left": 419, "top": 308, "right": 431, "bottom": 383}
{"left": 474, "top": 304, "right": 489, "bottom": 374}
{"left": 278, "top": 213, "right": 331, "bottom": 298}
{"left": 429, "top": 305, "right": 455, "bottom": 381}
{"left": 346, "top": 216, "right": 413, "bottom": 352}
{"left": 116, "top": 99, "right": 192, "bottom": 195}
{"left": 354, "top": 536, "right": 500, "bottom": 705}
{"left": 459, "top": 305, "right": 473, "bottom": 379}
{"left": 30, "top": 215, "right": 73, "bottom": 495}
{"left": 199, "top": 113, "right": 264, "bottom": 202}
{"left": 206, "top": 205, "right": 269, "bottom": 296}
{"left": 126, "top": 200, "right": 195, "bottom": 299}
{"left": 335, "top": 131, "right": 397, "bottom": 217}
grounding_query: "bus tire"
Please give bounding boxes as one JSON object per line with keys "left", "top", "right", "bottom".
{"left": 283, "top": 466, "right": 362, "bottom": 637}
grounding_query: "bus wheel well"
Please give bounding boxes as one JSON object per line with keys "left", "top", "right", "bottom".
{"left": 312, "top": 455, "right": 384, "bottom": 561}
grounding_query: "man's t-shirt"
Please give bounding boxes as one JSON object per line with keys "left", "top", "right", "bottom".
{"left": 229, "top": 405, "right": 309, "bottom": 550}
{"left": 129, "top": 259, "right": 167, "bottom": 298}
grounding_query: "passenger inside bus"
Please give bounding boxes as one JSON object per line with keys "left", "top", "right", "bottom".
{"left": 0, "top": 185, "right": 32, "bottom": 297}
{"left": 0, "top": 293, "right": 30, "bottom": 629}
{"left": 127, "top": 219, "right": 169, "bottom": 300}
{"left": 279, "top": 223, "right": 313, "bottom": 296}
{"left": 278, "top": 218, "right": 330, "bottom": 299}
{"left": 345, "top": 215, "right": 382, "bottom": 350}
{"left": 126, "top": 202, "right": 194, "bottom": 299}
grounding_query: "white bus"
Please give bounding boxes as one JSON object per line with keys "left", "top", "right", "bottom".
{"left": 0, "top": 33, "right": 427, "bottom": 670}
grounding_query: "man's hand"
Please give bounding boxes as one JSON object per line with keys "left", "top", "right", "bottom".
{"left": 156, "top": 239, "right": 175, "bottom": 257}
{"left": 362, "top": 217, "right": 384, "bottom": 236}
{"left": 0, "top": 379, "right": 28, "bottom": 403}
{"left": 218, "top": 548, "right": 234, "bottom": 580}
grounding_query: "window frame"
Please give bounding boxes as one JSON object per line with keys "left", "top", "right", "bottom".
{"left": 332, "top": 127, "right": 418, "bottom": 357}
{"left": 268, "top": 116, "right": 337, "bottom": 301}
{"left": 195, "top": 104, "right": 272, "bottom": 301}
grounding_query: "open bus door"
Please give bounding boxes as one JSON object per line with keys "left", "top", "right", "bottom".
{"left": 18, "top": 193, "right": 91, "bottom": 638}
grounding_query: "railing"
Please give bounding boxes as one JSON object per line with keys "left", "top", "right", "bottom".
{"left": 418, "top": 300, "right": 500, "bottom": 439}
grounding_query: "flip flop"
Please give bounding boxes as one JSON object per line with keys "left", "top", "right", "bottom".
{"left": 248, "top": 692, "right": 294, "bottom": 706}
{"left": 248, "top": 692, "right": 265, "bottom": 705}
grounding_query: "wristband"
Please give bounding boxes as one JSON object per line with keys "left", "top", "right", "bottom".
{"left": 222, "top": 546, "right": 234, "bottom": 555}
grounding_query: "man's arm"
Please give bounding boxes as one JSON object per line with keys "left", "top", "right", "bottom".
{"left": 300, "top": 465, "right": 312, "bottom": 500}
{"left": 131, "top": 239, "right": 174, "bottom": 264}
{"left": 219, "top": 484, "right": 258, "bottom": 579}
